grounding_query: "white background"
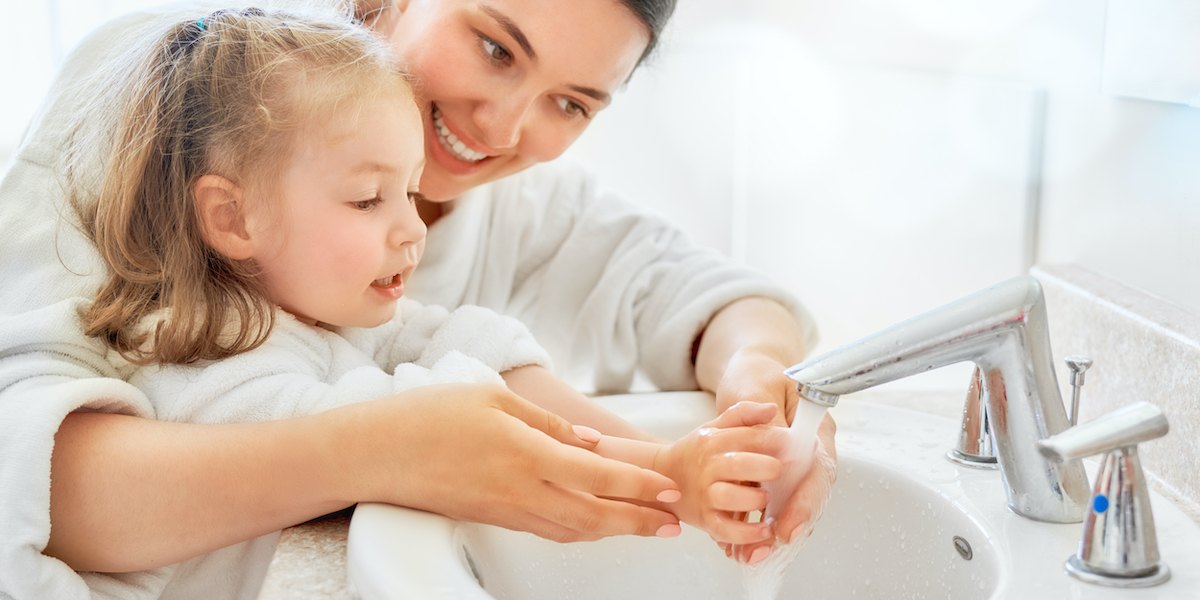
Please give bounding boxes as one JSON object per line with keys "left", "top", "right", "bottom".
{"left": 3, "top": 1, "right": 1197, "bottom": 384}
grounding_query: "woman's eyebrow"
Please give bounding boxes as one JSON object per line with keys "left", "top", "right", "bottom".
{"left": 479, "top": 3, "right": 612, "bottom": 106}
{"left": 569, "top": 85, "right": 611, "bottom": 105}
{"left": 480, "top": 5, "right": 536, "bottom": 61}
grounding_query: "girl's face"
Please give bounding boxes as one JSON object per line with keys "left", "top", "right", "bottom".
{"left": 378, "top": 0, "right": 650, "bottom": 201}
{"left": 248, "top": 89, "right": 427, "bottom": 328}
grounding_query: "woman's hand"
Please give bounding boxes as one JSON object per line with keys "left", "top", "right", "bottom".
{"left": 727, "top": 412, "right": 838, "bottom": 564}
{"left": 712, "top": 348, "right": 799, "bottom": 425}
{"left": 329, "top": 382, "right": 684, "bottom": 542}
{"left": 709, "top": 349, "right": 839, "bottom": 564}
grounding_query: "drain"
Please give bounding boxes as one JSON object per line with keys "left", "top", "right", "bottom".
{"left": 952, "top": 536, "right": 973, "bottom": 561}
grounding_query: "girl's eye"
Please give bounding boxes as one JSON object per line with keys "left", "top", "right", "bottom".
{"left": 352, "top": 196, "right": 382, "bottom": 211}
{"left": 556, "top": 97, "right": 590, "bottom": 120}
{"left": 480, "top": 36, "right": 512, "bottom": 65}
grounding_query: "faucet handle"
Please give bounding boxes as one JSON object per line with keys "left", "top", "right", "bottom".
{"left": 1038, "top": 401, "right": 1167, "bottom": 462}
{"left": 1038, "top": 402, "right": 1171, "bottom": 588}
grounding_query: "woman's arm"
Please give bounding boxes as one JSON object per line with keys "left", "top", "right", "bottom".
{"left": 693, "top": 296, "right": 840, "bottom": 561}
{"left": 694, "top": 296, "right": 811, "bottom": 424}
{"left": 46, "top": 383, "right": 681, "bottom": 573}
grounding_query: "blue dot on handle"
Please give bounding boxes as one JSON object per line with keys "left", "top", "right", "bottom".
{"left": 1093, "top": 495, "right": 1109, "bottom": 513}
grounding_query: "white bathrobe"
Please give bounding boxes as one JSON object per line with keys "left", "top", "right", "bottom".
{"left": 0, "top": 296, "right": 549, "bottom": 600}
{"left": 0, "top": 3, "right": 817, "bottom": 599}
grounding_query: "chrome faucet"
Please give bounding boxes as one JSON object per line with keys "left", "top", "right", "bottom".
{"left": 785, "top": 275, "right": 1090, "bottom": 523}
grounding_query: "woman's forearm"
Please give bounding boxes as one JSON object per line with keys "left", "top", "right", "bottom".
{"left": 46, "top": 384, "right": 683, "bottom": 574}
{"left": 694, "top": 297, "right": 811, "bottom": 414}
{"left": 47, "top": 412, "right": 350, "bottom": 573}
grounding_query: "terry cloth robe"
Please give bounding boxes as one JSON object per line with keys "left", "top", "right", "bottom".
{"left": 0, "top": 2, "right": 818, "bottom": 599}
{"left": 0, "top": 297, "right": 549, "bottom": 600}
{"left": 409, "top": 161, "right": 819, "bottom": 393}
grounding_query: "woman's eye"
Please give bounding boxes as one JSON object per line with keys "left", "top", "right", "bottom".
{"left": 352, "top": 196, "right": 382, "bottom": 211}
{"left": 556, "top": 97, "right": 590, "bottom": 120}
{"left": 480, "top": 36, "right": 512, "bottom": 64}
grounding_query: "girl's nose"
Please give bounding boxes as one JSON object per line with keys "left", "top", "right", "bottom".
{"left": 388, "top": 208, "right": 427, "bottom": 251}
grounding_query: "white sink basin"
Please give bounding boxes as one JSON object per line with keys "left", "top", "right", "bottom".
{"left": 347, "top": 392, "right": 1200, "bottom": 599}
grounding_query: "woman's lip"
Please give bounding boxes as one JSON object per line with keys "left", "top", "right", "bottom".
{"left": 426, "top": 104, "right": 491, "bottom": 176}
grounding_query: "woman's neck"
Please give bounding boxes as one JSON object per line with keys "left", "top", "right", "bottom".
{"left": 416, "top": 198, "right": 447, "bottom": 227}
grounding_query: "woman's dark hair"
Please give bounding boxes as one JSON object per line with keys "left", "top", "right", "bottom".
{"left": 620, "top": 0, "right": 678, "bottom": 64}
{"left": 353, "top": 0, "right": 677, "bottom": 65}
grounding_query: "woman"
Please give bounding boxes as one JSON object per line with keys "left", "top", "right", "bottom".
{"left": 0, "top": 0, "right": 834, "bottom": 596}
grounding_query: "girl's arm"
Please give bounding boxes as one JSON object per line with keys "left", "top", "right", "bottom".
{"left": 501, "top": 365, "right": 657, "bottom": 442}
{"left": 46, "top": 384, "right": 681, "bottom": 573}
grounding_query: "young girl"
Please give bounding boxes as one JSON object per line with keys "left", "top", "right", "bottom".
{"left": 12, "top": 7, "right": 786, "bottom": 596}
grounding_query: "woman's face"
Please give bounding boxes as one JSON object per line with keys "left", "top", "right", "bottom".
{"left": 378, "top": 0, "right": 650, "bottom": 201}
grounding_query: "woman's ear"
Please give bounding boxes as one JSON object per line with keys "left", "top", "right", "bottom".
{"left": 194, "top": 174, "right": 254, "bottom": 261}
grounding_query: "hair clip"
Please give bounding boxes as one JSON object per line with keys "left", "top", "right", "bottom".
{"left": 196, "top": 17, "right": 207, "bottom": 31}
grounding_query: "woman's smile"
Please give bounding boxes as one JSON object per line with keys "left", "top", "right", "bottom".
{"left": 426, "top": 104, "right": 493, "bottom": 176}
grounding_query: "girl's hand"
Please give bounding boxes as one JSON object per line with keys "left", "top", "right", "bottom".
{"left": 651, "top": 401, "right": 789, "bottom": 545}
{"left": 329, "top": 383, "right": 684, "bottom": 542}
{"left": 727, "top": 412, "right": 838, "bottom": 564}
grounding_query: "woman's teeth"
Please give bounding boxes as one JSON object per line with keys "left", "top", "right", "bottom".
{"left": 433, "top": 108, "right": 488, "bottom": 163}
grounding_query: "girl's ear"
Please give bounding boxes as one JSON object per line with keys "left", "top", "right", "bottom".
{"left": 194, "top": 174, "right": 254, "bottom": 261}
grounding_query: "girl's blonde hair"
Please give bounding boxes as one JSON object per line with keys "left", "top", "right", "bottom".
{"left": 72, "top": 7, "right": 410, "bottom": 365}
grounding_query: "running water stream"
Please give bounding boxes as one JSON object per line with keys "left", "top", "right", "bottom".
{"left": 740, "top": 400, "right": 833, "bottom": 600}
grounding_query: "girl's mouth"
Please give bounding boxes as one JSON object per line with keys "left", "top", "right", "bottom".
{"left": 371, "top": 274, "right": 402, "bottom": 289}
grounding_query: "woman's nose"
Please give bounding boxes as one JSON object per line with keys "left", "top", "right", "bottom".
{"left": 474, "top": 94, "right": 535, "bottom": 150}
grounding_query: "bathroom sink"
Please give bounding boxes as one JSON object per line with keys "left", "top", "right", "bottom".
{"left": 347, "top": 392, "right": 1200, "bottom": 599}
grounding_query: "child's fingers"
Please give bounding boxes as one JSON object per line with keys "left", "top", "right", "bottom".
{"left": 704, "top": 513, "right": 774, "bottom": 545}
{"left": 703, "top": 425, "right": 791, "bottom": 458}
{"left": 734, "top": 539, "right": 774, "bottom": 564}
{"left": 708, "top": 481, "right": 769, "bottom": 513}
{"left": 709, "top": 451, "right": 782, "bottom": 483}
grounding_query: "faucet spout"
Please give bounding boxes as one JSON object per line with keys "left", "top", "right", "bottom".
{"left": 785, "top": 276, "right": 1089, "bottom": 523}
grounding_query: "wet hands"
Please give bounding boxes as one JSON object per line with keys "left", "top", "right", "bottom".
{"left": 711, "top": 349, "right": 840, "bottom": 564}
{"left": 337, "top": 382, "right": 682, "bottom": 543}
{"left": 650, "top": 401, "right": 791, "bottom": 545}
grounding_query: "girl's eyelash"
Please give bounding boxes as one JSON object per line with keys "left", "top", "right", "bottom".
{"left": 352, "top": 196, "right": 383, "bottom": 210}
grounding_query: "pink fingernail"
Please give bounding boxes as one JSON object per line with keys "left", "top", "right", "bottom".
{"left": 748, "top": 546, "right": 771, "bottom": 564}
{"left": 655, "top": 523, "right": 681, "bottom": 538}
{"left": 572, "top": 425, "right": 602, "bottom": 443}
{"left": 656, "top": 489, "right": 682, "bottom": 503}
